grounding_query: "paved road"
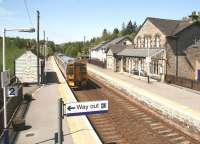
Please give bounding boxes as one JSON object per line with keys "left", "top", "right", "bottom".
{"left": 15, "top": 59, "right": 73, "bottom": 144}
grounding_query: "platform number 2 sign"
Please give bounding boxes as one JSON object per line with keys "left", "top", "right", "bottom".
{"left": 7, "top": 86, "right": 18, "bottom": 97}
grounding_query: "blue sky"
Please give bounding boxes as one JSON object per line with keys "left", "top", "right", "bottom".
{"left": 0, "top": 0, "right": 199, "bottom": 44}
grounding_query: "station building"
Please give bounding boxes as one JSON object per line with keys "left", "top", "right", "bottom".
{"left": 90, "top": 36, "right": 132, "bottom": 62}
{"left": 106, "top": 17, "right": 200, "bottom": 81}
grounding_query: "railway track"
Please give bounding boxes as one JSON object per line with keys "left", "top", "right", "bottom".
{"left": 73, "top": 76, "right": 200, "bottom": 144}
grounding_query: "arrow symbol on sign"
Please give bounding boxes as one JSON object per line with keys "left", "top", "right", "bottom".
{"left": 67, "top": 106, "right": 75, "bottom": 111}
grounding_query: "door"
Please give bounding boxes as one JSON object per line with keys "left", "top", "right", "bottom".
{"left": 116, "top": 58, "right": 120, "bottom": 72}
{"left": 198, "top": 70, "right": 200, "bottom": 81}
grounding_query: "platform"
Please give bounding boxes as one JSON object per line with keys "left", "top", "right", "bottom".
{"left": 88, "top": 63, "right": 200, "bottom": 132}
{"left": 15, "top": 57, "right": 73, "bottom": 144}
{"left": 15, "top": 57, "right": 102, "bottom": 144}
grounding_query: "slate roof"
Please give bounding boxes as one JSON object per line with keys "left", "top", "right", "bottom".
{"left": 91, "top": 36, "right": 131, "bottom": 51}
{"left": 117, "top": 47, "right": 164, "bottom": 57}
{"left": 147, "top": 17, "right": 194, "bottom": 36}
{"left": 107, "top": 44, "right": 126, "bottom": 54}
{"left": 101, "top": 36, "right": 130, "bottom": 51}
{"left": 91, "top": 41, "right": 108, "bottom": 50}
{"left": 171, "top": 21, "right": 194, "bottom": 35}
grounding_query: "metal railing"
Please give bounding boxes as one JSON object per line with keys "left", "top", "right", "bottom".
{"left": 165, "top": 75, "right": 200, "bottom": 91}
{"left": 88, "top": 59, "right": 106, "bottom": 68}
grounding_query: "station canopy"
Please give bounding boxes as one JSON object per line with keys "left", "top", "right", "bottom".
{"left": 117, "top": 48, "right": 164, "bottom": 58}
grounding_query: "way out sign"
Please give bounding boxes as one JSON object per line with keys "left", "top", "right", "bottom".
{"left": 65, "top": 100, "right": 108, "bottom": 116}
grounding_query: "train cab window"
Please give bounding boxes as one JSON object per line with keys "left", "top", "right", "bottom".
{"left": 67, "top": 65, "right": 74, "bottom": 75}
{"left": 80, "top": 66, "right": 87, "bottom": 74}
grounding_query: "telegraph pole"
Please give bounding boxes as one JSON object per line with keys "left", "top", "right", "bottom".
{"left": 43, "top": 31, "right": 45, "bottom": 58}
{"left": 45, "top": 37, "right": 48, "bottom": 84}
{"left": 42, "top": 30, "right": 45, "bottom": 84}
{"left": 84, "top": 36, "right": 86, "bottom": 55}
{"left": 37, "top": 10, "right": 40, "bottom": 85}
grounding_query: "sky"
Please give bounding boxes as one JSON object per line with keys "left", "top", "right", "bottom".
{"left": 0, "top": 0, "right": 200, "bottom": 44}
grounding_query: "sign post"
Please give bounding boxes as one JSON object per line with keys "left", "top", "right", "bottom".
{"left": 1, "top": 71, "right": 10, "bottom": 88}
{"left": 56, "top": 99, "right": 108, "bottom": 144}
{"left": 1, "top": 71, "right": 10, "bottom": 144}
{"left": 145, "top": 57, "right": 151, "bottom": 83}
{"left": 57, "top": 98, "right": 63, "bottom": 144}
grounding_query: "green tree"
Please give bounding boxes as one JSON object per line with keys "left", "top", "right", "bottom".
{"left": 133, "top": 22, "right": 138, "bottom": 33}
{"left": 126, "top": 20, "right": 134, "bottom": 35}
{"left": 189, "top": 11, "right": 200, "bottom": 22}
{"left": 48, "top": 41, "right": 56, "bottom": 55}
{"left": 102, "top": 29, "right": 108, "bottom": 41}
{"left": 112, "top": 28, "right": 119, "bottom": 39}
{"left": 120, "top": 22, "right": 126, "bottom": 36}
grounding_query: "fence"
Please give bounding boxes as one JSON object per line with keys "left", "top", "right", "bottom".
{"left": 0, "top": 77, "right": 23, "bottom": 135}
{"left": 165, "top": 75, "right": 200, "bottom": 91}
{"left": 88, "top": 59, "right": 106, "bottom": 68}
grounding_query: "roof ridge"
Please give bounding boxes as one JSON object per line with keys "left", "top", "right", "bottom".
{"left": 147, "top": 17, "right": 182, "bottom": 22}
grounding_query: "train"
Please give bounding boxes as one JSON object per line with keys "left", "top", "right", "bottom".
{"left": 54, "top": 53, "right": 88, "bottom": 88}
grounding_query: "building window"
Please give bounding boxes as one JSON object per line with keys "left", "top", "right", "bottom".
{"left": 144, "top": 36, "right": 148, "bottom": 48}
{"left": 155, "top": 35, "right": 161, "bottom": 48}
{"left": 147, "top": 36, "right": 151, "bottom": 48}
{"left": 137, "top": 37, "right": 141, "bottom": 48}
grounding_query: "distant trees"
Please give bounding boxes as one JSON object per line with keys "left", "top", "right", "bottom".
{"left": 59, "top": 20, "right": 138, "bottom": 57}
{"left": 47, "top": 41, "right": 56, "bottom": 55}
{"left": 112, "top": 28, "right": 119, "bottom": 39}
{"left": 61, "top": 42, "right": 83, "bottom": 57}
{"left": 189, "top": 11, "right": 200, "bottom": 22}
{"left": 102, "top": 29, "right": 112, "bottom": 41}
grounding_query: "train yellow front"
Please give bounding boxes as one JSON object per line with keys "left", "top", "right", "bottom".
{"left": 55, "top": 53, "right": 88, "bottom": 88}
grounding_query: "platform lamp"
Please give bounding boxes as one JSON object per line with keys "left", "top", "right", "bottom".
{"left": 2, "top": 27, "right": 35, "bottom": 144}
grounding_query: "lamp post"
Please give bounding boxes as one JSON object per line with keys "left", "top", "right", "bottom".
{"left": 147, "top": 44, "right": 150, "bottom": 83}
{"left": 2, "top": 27, "right": 35, "bottom": 144}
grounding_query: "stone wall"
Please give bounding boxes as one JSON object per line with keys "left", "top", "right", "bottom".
{"left": 134, "top": 19, "right": 166, "bottom": 48}
{"left": 107, "top": 55, "right": 115, "bottom": 71}
{"left": 166, "top": 24, "right": 200, "bottom": 80}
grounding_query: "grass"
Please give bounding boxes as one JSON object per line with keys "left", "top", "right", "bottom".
{"left": 0, "top": 46, "right": 26, "bottom": 77}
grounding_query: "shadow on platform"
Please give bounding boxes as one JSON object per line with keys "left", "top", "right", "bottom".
{"left": 46, "top": 72, "right": 60, "bottom": 84}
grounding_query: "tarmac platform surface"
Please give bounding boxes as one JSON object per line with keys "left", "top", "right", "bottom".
{"left": 15, "top": 57, "right": 102, "bottom": 144}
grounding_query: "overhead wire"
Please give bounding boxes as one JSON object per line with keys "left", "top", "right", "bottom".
{"left": 23, "top": 0, "right": 34, "bottom": 27}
